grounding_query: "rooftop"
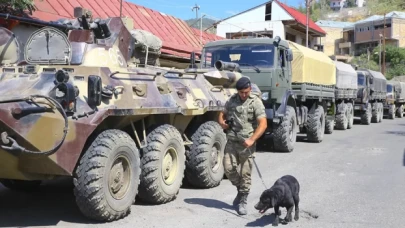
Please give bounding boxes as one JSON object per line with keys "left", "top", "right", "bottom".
{"left": 316, "top": 20, "right": 355, "bottom": 28}
{"left": 20, "top": 0, "right": 224, "bottom": 59}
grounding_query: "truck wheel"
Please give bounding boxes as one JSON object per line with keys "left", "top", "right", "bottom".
{"left": 185, "top": 121, "right": 226, "bottom": 188}
{"left": 389, "top": 104, "right": 395, "bottom": 119}
{"left": 325, "top": 119, "right": 334, "bottom": 134}
{"left": 307, "top": 105, "right": 325, "bottom": 143}
{"left": 73, "top": 129, "right": 141, "bottom": 222}
{"left": 371, "top": 103, "right": 379, "bottom": 123}
{"left": 378, "top": 103, "right": 383, "bottom": 122}
{"left": 273, "top": 106, "right": 297, "bottom": 152}
{"left": 347, "top": 103, "right": 354, "bottom": 129}
{"left": 361, "top": 103, "right": 372, "bottom": 125}
{"left": 0, "top": 179, "right": 41, "bottom": 191}
{"left": 138, "top": 124, "right": 185, "bottom": 204}
{"left": 397, "top": 104, "right": 403, "bottom": 118}
{"left": 335, "top": 103, "right": 347, "bottom": 130}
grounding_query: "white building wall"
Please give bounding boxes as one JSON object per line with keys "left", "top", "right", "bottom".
{"left": 216, "top": 2, "right": 292, "bottom": 39}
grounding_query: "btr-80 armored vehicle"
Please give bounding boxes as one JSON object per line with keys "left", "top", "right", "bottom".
{"left": 0, "top": 8, "right": 261, "bottom": 222}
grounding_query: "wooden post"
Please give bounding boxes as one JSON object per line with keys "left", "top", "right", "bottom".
{"left": 382, "top": 13, "right": 386, "bottom": 75}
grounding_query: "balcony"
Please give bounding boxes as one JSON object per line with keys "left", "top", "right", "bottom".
{"left": 339, "top": 42, "right": 352, "bottom": 49}
{"left": 355, "top": 27, "right": 392, "bottom": 43}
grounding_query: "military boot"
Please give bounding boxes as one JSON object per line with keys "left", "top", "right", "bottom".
{"left": 237, "top": 193, "right": 248, "bottom": 215}
{"left": 233, "top": 186, "right": 242, "bottom": 207}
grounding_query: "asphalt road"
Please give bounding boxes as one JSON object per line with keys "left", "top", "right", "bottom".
{"left": 1, "top": 117, "right": 405, "bottom": 228}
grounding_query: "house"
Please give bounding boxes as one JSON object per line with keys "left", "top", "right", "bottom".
{"left": 315, "top": 20, "right": 355, "bottom": 62}
{"left": 0, "top": 0, "right": 224, "bottom": 68}
{"left": 351, "top": 11, "right": 405, "bottom": 56}
{"left": 214, "top": 0, "right": 326, "bottom": 49}
{"left": 330, "top": 0, "right": 347, "bottom": 11}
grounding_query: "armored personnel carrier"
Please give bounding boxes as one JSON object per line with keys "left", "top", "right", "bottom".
{"left": 0, "top": 7, "right": 261, "bottom": 222}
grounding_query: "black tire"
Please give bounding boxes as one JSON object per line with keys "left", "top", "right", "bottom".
{"left": 361, "top": 103, "right": 372, "bottom": 125}
{"left": 397, "top": 104, "right": 403, "bottom": 118}
{"left": 389, "top": 104, "right": 395, "bottom": 119}
{"left": 73, "top": 129, "right": 141, "bottom": 222}
{"left": 185, "top": 121, "right": 226, "bottom": 188}
{"left": 335, "top": 103, "right": 347, "bottom": 130}
{"left": 138, "top": 124, "right": 185, "bottom": 204}
{"left": 371, "top": 103, "right": 379, "bottom": 123}
{"left": 325, "top": 119, "right": 334, "bottom": 134}
{"left": 0, "top": 179, "right": 41, "bottom": 191}
{"left": 307, "top": 105, "right": 325, "bottom": 143}
{"left": 273, "top": 106, "right": 297, "bottom": 152}
{"left": 347, "top": 103, "right": 354, "bottom": 129}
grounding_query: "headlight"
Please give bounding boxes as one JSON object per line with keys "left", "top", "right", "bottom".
{"left": 261, "top": 92, "right": 269, "bottom": 101}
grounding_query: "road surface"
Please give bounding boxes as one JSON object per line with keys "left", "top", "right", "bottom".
{"left": 1, "top": 117, "right": 405, "bottom": 228}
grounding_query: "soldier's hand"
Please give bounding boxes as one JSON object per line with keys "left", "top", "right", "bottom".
{"left": 243, "top": 138, "right": 255, "bottom": 148}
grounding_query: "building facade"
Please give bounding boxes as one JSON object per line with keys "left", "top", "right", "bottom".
{"left": 214, "top": 0, "right": 326, "bottom": 48}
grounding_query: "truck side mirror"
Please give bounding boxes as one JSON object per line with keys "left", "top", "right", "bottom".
{"left": 286, "top": 49, "right": 293, "bottom": 61}
{"left": 88, "top": 75, "right": 102, "bottom": 107}
{"left": 369, "top": 77, "right": 373, "bottom": 84}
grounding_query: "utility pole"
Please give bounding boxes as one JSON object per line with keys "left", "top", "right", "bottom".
{"left": 120, "top": 0, "right": 122, "bottom": 17}
{"left": 379, "top": 34, "right": 382, "bottom": 72}
{"left": 305, "top": 0, "right": 312, "bottom": 47}
{"left": 192, "top": 4, "right": 200, "bottom": 19}
{"left": 382, "top": 13, "right": 386, "bottom": 75}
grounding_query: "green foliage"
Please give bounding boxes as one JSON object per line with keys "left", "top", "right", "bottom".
{"left": 370, "top": 45, "right": 405, "bottom": 79}
{"left": 295, "top": 0, "right": 332, "bottom": 22}
{"left": 366, "top": 0, "right": 405, "bottom": 15}
{"left": 350, "top": 54, "right": 380, "bottom": 71}
{"left": 0, "top": 0, "right": 36, "bottom": 15}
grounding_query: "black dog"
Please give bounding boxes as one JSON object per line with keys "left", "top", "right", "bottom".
{"left": 254, "top": 175, "right": 300, "bottom": 226}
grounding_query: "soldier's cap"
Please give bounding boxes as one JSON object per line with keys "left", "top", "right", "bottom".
{"left": 236, "top": 76, "right": 251, "bottom": 90}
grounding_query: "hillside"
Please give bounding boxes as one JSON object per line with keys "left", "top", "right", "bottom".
{"left": 185, "top": 18, "right": 217, "bottom": 34}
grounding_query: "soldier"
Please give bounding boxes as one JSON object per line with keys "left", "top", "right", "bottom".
{"left": 218, "top": 76, "right": 267, "bottom": 215}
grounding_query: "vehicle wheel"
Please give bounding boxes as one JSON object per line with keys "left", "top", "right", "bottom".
{"left": 273, "top": 106, "right": 297, "bottom": 152}
{"left": 73, "top": 129, "right": 141, "bottom": 222}
{"left": 378, "top": 103, "right": 384, "bottom": 123}
{"left": 138, "top": 124, "right": 185, "bottom": 204}
{"left": 325, "top": 119, "right": 334, "bottom": 134}
{"left": 347, "top": 103, "right": 354, "bottom": 129}
{"left": 361, "top": 103, "right": 372, "bottom": 125}
{"left": 185, "top": 121, "right": 226, "bottom": 188}
{"left": 335, "top": 103, "right": 347, "bottom": 130}
{"left": 397, "top": 104, "right": 403, "bottom": 118}
{"left": 0, "top": 179, "right": 41, "bottom": 191}
{"left": 388, "top": 104, "right": 394, "bottom": 119}
{"left": 371, "top": 103, "right": 379, "bottom": 123}
{"left": 307, "top": 105, "right": 325, "bottom": 143}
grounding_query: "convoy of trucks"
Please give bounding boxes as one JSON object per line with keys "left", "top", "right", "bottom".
{"left": 0, "top": 8, "right": 403, "bottom": 223}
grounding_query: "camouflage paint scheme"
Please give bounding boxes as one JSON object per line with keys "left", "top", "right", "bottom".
{"left": 0, "top": 8, "right": 261, "bottom": 182}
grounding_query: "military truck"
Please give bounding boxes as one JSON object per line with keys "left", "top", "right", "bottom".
{"left": 354, "top": 69, "right": 387, "bottom": 124}
{"left": 384, "top": 80, "right": 405, "bottom": 119}
{"left": 0, "top": 8, "right": 262, "bottom": 222}
{"left": 200, "top": 37, "right": 337, "bottom": 152}
{"left": 333, "top": 61, "right": 358, "bottom": 130}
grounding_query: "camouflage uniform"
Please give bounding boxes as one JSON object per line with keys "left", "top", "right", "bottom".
{"left": 222, "top": 92, "right": 266, "bottom": 214}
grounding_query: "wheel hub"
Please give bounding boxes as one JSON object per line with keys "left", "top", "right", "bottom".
{"left": 162, "top": 147, "right": 178, "bottom": 185}
{"left": 109, "top": 156, "right": 131, "bottom": 200}
{"left": 210, "top": 142, "right": 221, "bottom": 171}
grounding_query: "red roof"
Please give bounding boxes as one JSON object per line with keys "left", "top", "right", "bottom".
{"left": 275, "top": 0, "right": 326, "bottom": 35}
{"left": 26, "top": 0, "right": 224, "bottom": 58}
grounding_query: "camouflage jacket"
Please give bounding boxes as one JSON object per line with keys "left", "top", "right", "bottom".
{"left": 223, "top": 93, "right": 266, "bottom": 142}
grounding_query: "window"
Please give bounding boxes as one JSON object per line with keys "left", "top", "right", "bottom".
{"left": 201, "top": 44, "right": 275, "bottom": 69}
{"left": 265, "top": 3, "right": 272, "bottom": 21}
{"left": 357, "top": 73, "right": 365, "bottom": 85}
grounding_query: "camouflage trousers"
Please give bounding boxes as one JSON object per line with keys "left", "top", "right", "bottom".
{"left": 223, "top": 139, "right": 255, "bottom": 194}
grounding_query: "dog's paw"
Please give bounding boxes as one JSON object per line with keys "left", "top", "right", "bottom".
{"left": 272, "top": 217, "right": 279, "bottom": 226}
{"left": 294, "top": 214, "right": 299, "bottom": 221}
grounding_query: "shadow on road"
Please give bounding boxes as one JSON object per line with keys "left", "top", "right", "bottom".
{"left": 384, "top": 131, "right": 405, "bottom": 136}
{"left": 0, "top": 178, "right": 99, "bottom": 227}
{"left": 245, "top": 213, "right": 276, "bottom": 227}
{"left": 403, "top": 149, "right": 405, "bottom": 167}
{"left": 184, "top": 198, "right": 240, "bottom": 216}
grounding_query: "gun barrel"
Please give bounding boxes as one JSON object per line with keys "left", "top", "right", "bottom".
{"left": 0, "top": 13, "right": 78, "bottom": 30}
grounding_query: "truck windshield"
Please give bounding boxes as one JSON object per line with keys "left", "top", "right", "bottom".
{"left": 200, "top": 44, "right": 275, "bottom": 69}
{"left": 387, "top": 84, "right": 393, "bottom": 92}
{"left": 357, "top": 74, "right": 365, "bottom": 85}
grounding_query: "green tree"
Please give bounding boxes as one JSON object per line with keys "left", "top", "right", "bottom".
{"left": 371, "top": 45, "right": 405, "bottom": 79}
{"left": 0, "top": 0, "right": 36, "bottom": 15}
{"left": 350, "top": 54, "right": 380, "bottom": 71}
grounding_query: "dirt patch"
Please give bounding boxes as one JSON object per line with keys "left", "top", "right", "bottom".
{"left": 301, "top": 210, "right": 319, "bottom": 220}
